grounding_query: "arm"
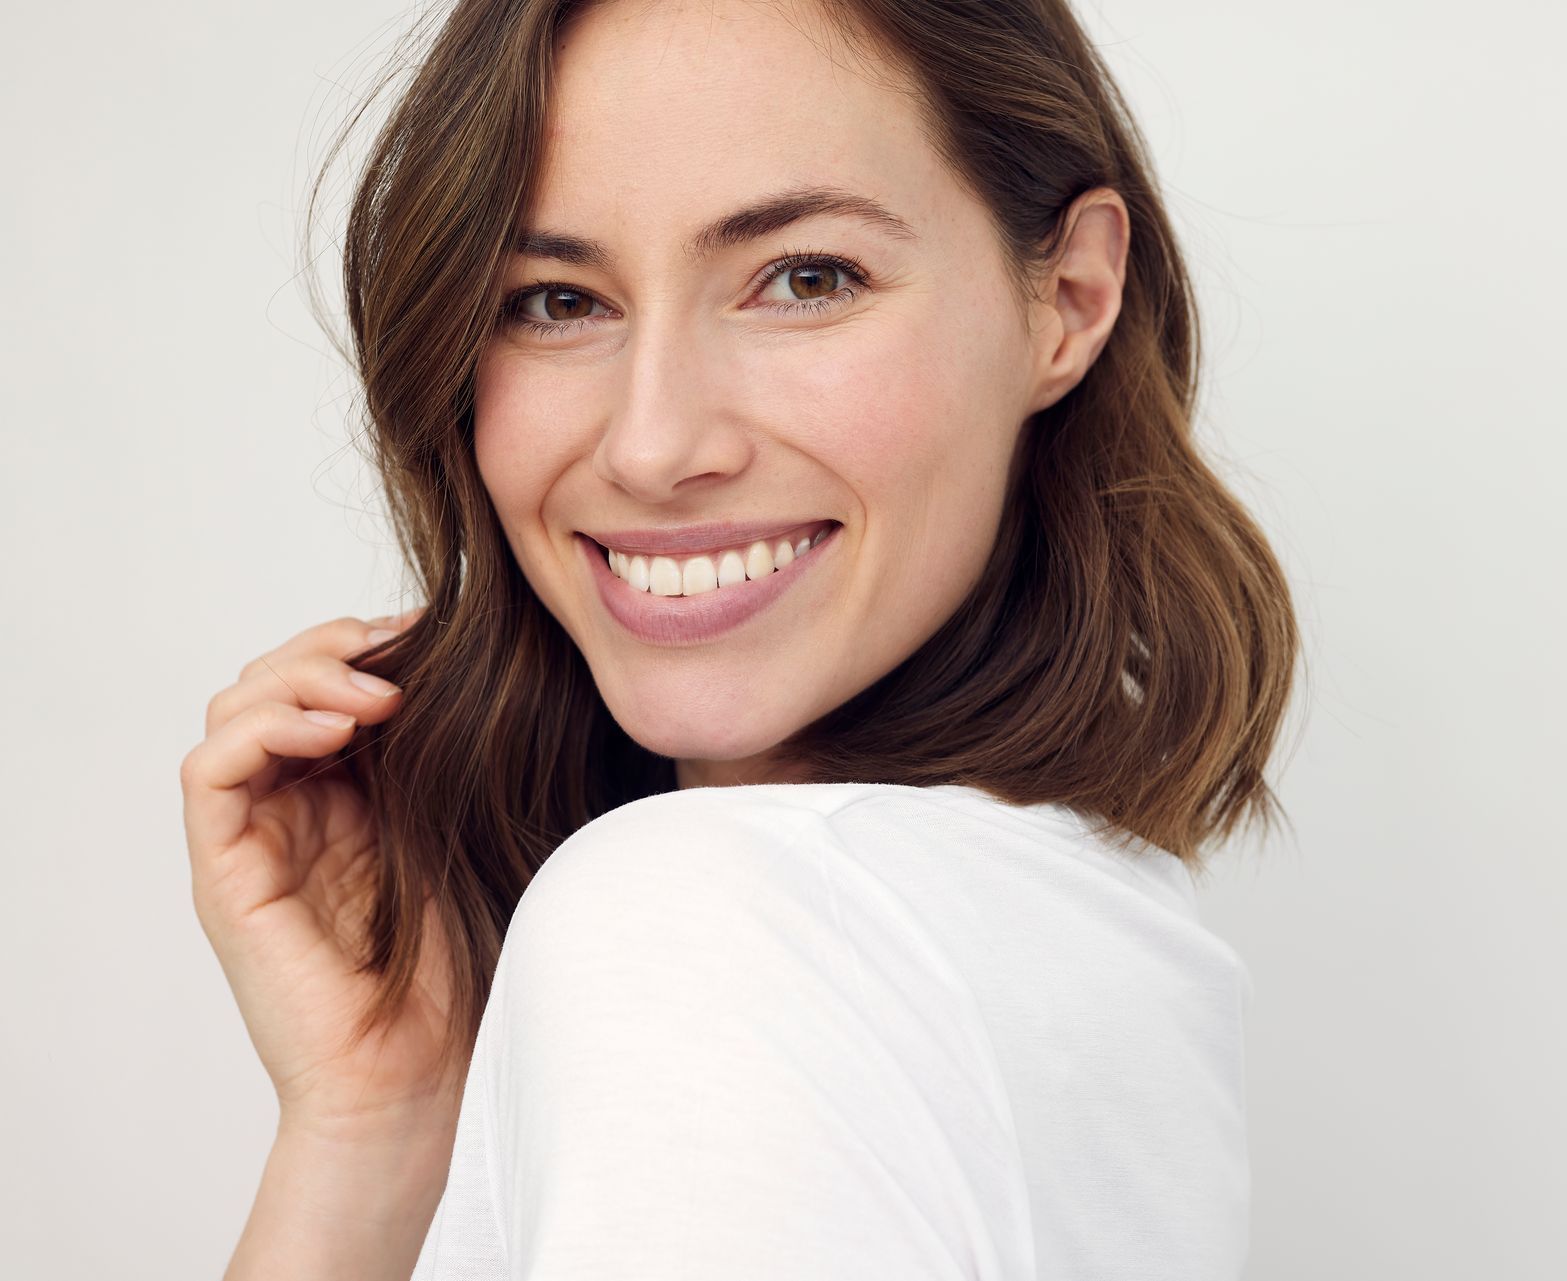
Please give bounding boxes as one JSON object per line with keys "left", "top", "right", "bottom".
{"left": 223, "top": 1115, "right": 457, "bottom": 1281}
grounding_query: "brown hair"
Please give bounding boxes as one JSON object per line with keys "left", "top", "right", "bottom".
{"left": 300, "top": 0, "right": 1302, "bottom": 1085}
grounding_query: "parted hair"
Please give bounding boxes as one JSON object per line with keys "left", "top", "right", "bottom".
{"left": 301, "top": 0, "right": 1302, "bottom": 1084}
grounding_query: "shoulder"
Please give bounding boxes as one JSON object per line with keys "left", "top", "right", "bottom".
{"left": 502, "top": 786, "right": 841, "bottom": 953}
{"left": 504, "top": 784, "right": 891, "bottom": 951}
{"left": 513, "top": 780, "right": 1024, "bottom": 912}
{"left": 472, "top": 787, "right": 1037, "bottom": 1277}
{"left": 530, "top": 785, "right": 830, "bottom": 894}
{"left": 488, "top": 784, "right": 983, "bottom": 1048}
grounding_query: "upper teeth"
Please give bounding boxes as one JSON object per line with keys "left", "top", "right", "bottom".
{"left": 607, "top": 527, "right": 831, "bottom": 596}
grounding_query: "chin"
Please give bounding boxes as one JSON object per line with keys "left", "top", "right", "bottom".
{"left": 597, "top": 673, "right": 804, "bottom": 765}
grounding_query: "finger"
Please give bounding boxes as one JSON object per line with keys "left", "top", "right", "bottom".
{"left": 206, "top": 651, "right": 404, "bottom": 739}
{"left": 237, "top": 611, "right": 420, "bottom": 686}
{"left": 181, "top": 699, "right": 360, "bottom": 870}
{"left": 367, "top": 603, "right": 429, "bottom": 628}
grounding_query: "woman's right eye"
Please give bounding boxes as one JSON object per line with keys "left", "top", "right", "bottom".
{"left": 497, "top": 285, "right": 612, "bottom": 338}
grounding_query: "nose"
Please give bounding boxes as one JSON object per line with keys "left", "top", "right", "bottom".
{"left": 590, "top": 316, "right": 754, "bottom": 504}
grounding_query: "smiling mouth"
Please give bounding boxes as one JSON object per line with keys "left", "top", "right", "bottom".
{"left": 592, "top": 520, "right": 837, "bottom": 597}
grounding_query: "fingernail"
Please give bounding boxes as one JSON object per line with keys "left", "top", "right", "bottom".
{"left": 349, "top": 670, "right": 401, "bottom": 698}
{"left": 366, "top": 628, "right": 397, "bottom": 645}
{"left": 305, "top": 709, "right": 356, "bottom": 727}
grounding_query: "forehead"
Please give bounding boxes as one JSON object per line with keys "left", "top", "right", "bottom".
{"left": 533, "top": 0, "right": 939, "bottom": 233}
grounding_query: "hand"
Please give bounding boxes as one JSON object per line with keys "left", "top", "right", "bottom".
{"left": 181, "top": 607, "right": 461, "bottom": 1140}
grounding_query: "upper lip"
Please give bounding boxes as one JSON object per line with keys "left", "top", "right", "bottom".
{"left": 581, "top": 519, "right": 836, "bottom": 557}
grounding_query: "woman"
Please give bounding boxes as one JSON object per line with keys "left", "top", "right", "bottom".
{"left": 181, "top": 0, "right": 1299, "bottom": 1277}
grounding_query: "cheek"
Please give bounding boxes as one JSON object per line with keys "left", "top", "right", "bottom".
{"left": 472, "top": 349, "right": 580, "bottom": 529}
{"left": 744, "top": 307, "right": 1019, "bottom": 577}
{"left": 470, "top": 350, "right": 603, "bottom": 614}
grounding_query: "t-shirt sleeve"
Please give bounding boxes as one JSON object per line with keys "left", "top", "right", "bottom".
{"left": 467, "top": 793, "right": 1037, "bottom": 1280}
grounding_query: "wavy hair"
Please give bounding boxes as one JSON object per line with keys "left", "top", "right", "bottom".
{"left": 300, "top": 0, "right": 1303, "bottom": 1083}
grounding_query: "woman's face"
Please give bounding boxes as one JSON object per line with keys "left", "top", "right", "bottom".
{"left": 473, "top": 0, "right": 1109, "bottom": 788}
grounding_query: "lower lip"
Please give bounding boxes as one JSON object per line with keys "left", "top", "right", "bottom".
{"left": 578, "top": 525, "right": 839, "bottom": 647}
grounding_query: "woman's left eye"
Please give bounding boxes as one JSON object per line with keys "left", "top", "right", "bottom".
{"left": 752, "top": 252, "right": 869, "bottom": 314}
{"left": 495, "top": 251, "right": 871, "bottom": 339}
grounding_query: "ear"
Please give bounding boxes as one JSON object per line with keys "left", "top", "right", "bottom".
{"left": 1022, "top": 187, "right": 1130, "bottom": 415}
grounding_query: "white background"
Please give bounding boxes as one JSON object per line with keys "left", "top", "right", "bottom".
{"left": 2, "top": 1, "right": 1561, "bottom": 1276}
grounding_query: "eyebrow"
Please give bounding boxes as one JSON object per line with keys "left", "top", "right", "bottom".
{"left": 512, "top": 185, "right": 919, "bottom": 270}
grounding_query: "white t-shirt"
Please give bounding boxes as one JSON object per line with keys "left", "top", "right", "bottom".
{"left": 410, "top": 782, "right": 1253, "bottom": 1280}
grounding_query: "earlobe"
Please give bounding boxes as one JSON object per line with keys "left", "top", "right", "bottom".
{"left": 1024, "top": 188, "right": 1130, "bottom": 415}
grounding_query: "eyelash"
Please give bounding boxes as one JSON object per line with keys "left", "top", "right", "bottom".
{"left": 495, "top": 248, "right": 871, "bottom": 339}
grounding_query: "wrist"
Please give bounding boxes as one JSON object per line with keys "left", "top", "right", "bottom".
{"left": 271, "top": 1113, "right": 458, "bottom": 1224}
{"left": 224, "top": 1115, "right": 458, "bottom": 1281}
{"left": 276, "top": 1100, "right": 460, "bottom": 1155}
